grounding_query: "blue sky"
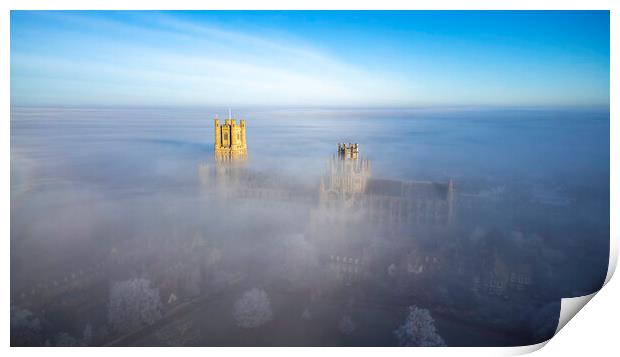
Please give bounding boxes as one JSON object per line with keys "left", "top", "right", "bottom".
{"left": 11, "top": 11, "right": 610, "bottom": 107}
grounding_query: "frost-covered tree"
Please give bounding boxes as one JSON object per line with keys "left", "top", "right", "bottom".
{"left": 108, "top": 278, "right": 162, "bottom": 334}
{"left": 394, "top": 306, "right": 446, "bottom": 347}
{"left": 338, "top": 315, "right": 356, "bottom": 335}
{"left": 233, "top": 288, "right": 273, "bottom": 328}
{"left": 10, "top": 305, "right": 43, "bottom": 346}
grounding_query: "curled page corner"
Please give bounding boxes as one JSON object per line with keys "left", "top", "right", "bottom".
{"left": 555, "top": 292, "right": 596, "bottom": 335}
{"left": 550, "top": 236, "right": 616, "bottom": 339}
{"left": 512, "top": 293, "right": 597, "bottom": 355}
{"left": 504, "top": 340, "right": 549, "bottom": 355}
{"left": 539, "top": 233, "right": 617, "bottom": 349}
{"left": 605, "top": 232, "right": 618, "bottom": 286}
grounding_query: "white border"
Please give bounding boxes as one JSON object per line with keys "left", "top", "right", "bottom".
{"left": 2, "top": 1, "right": 617, "bottom": 356}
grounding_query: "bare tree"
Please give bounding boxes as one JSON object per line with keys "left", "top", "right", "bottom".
{"left": 394, "top": 305, "right": 446, "bottom": 347}
{"left": 108, "top": 278, "right": 162, "bottom": 334}
{"left": 233, "top": 288, "right": 273, "bottom": 328}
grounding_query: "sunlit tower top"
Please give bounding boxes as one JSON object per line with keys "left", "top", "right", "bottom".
{"left": 214, "top": 111, "right": 247, "bottom": 156}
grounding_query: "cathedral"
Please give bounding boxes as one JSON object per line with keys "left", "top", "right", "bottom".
{"left": 206, "top": 118, "right": 455, "bottom": 234}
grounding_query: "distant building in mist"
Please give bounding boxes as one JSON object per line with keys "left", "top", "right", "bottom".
{"left": 313, "top": 144, "right": 455, "bottom": 238}
{"left": 204, "top": 122, "right": 456, "bottom": 236}
{"left": 338, "top": 143, "right": 359, "bottom": 159}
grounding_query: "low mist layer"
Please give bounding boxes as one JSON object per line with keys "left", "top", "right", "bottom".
{"left": 10, "top": 106, "right": 609, "bottom": 346}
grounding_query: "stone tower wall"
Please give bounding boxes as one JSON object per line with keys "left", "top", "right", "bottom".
{"left": 214, "top": 118, "right": 247, "bottom": 154}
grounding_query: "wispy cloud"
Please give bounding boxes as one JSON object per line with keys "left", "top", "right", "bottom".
{"left": 11, "top": 12, "right": 411, "bottom": 106}
{"left": 10, "top": 11, "right": 609, "bottom": 107}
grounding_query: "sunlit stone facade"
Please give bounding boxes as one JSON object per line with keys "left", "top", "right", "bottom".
{"left": 214, "top": 117, "right": 247, "bottom": 156}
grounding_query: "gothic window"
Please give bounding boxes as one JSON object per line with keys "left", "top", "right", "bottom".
{"left": 223, "top": 133, "right": 228, "bottom": 140}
